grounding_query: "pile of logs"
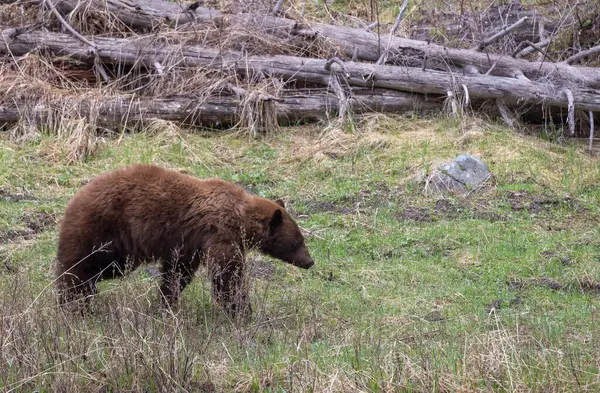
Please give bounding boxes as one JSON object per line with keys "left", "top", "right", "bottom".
{"left": 0, "top": 0, "right": 599, "bottom": 141}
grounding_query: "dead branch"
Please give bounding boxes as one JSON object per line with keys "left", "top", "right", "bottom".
{"left": 512, "top": 39, "right": 552, "bottom": 59}
{"left": 376, "top": 0, "right": 409, "bottom": 65}
{"left": 561, "top": 88, "right": 575, "bottom": 136}
{"left": 2, "top": 29, "right": 600, "bottom": 113}
{"left": 564, "top": 44, "right": 600, "bottom": 65}
{"left": 589, "top": 111, "right": 595, "bottom": 152}
{"left": 472, "top": 16, "right": 528, "bottom": 51}
{"left": 43, "top": 0, "right": 110, "bottom": 81}
{"left": 271, "top": 0, "right": 285, "bottom": 16}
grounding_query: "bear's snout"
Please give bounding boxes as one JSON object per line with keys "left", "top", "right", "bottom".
{"left": 292, "top": 250, "right": 315, "bottom": 269}
{"left": 296, "top": 258, "right": 315, "bottom": 269}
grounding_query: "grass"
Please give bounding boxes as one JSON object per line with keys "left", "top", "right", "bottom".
{"left": 2, "top": 115, "right": 600, "bottom": 392}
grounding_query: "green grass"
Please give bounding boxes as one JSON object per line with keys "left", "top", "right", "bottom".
{"left": 2, "top": 116, "right": 600, "bottom": 392}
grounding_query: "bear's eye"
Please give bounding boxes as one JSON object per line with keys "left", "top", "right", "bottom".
{"left": 292, "top": 241, "right": 301, "bottom": 250}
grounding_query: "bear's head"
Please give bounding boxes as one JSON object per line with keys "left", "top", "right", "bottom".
{"left": 259, "top": 199, "right": 315, "bottom": 269}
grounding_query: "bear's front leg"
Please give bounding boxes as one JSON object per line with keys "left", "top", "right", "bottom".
{"left": 57, "top": 273, "right": 99, "bottom": 315}
{"left": 209, "top": 253, "right": 252, "bottom": 318}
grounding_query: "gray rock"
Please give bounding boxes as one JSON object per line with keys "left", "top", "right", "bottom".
{"left": 426, "top": 154, "right": 491, "bottom": 196}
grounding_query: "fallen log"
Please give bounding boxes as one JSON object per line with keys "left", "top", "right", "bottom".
{"left": 43, "top": 0, "right": 600, "bottom": 87}
{"left": 2, "top": 29, "right": 600, "bottom": 113}
{"left": 53, "top": 0, "right": 220, "bottom": 30}
{"left": 0, "top": 88, "right": 442, "bottom": 128}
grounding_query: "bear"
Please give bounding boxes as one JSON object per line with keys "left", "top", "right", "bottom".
{"left": 55, "top": 164, "right": 315, "bottom": 315}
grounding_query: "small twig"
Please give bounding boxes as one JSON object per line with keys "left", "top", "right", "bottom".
{"left": 365, "top": 21, "right": 378, "bottom": 32}
{"left": 299, "top": 226, "right": 325, "bottom": 240}
{"left": 461, "top": 84, "right": 469, "bottom": 107}
{"left": 224, "top": 83, "right": 247, "bottom": 99}
{"left": 560, "top": 88, "right": 575, "bottom": 136}
{"left": 511, "top": 39, "right": 551, "bottom": 58}
{"left": 589, "top": 111, "right": 595, "bottom": 152}
{"left": 421, "top": 50, "right": 428, "bottom": 71}
{"left": 376, "top": 0, "right": 409, "bottom": 65}
{"left": 564, "top": 44, "right": 600, "bottom": 65}
{"left": 569, "top": 355, "right": 583, "bottom": 389}
{"left": 42, "top": 0, "right": 110, "bottom": 82}
{"left": 518, "top": 38, "right": 552, "bottom": 57}
{"left": 2, "top": 256, "right": 16, "bottom": 273}
{"left": 43, "top": 0, "right": 95, "bottom": 47}
{"left": 497, "top": 99, "right": 514, "bottom": 127}
{"left": 271, "top": 0, "right": 285, "bottom": 15}
{"left": 484, "top": 56, "right": 502, "bottom": 76}
{"left": 94, "top": 57, "right": 110, "bottom": 81}
{"left": 445, "top": 90, "right": 458, "bottom": 117}
{"left": 536, "top": 19, "right": 546, "bottom": 61}
{"left": 511, "top": 69, "right": 530, "bottom": 81}
{"left": 153, "top": 61, "right": 164, "bottom": 75}
{"left": 472, "top": 16, "right": 528, "bottom": 51}
{"left": 329, "top": 75, "right": 348, "bottom": 122}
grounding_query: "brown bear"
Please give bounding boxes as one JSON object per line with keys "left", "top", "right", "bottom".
{"left": 55, "top": 164, "right": 315, "bottom": 315}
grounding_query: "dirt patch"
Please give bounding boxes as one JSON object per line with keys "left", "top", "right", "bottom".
{"left": 423, "top": 310, "right": 445, "bottom": 322}
{"left": 540, "top": 250, "right": 574, "bottom": 266}
{"left": 508, "top": 277, "right": 600, "bottom": 294}
{"left": 0, "top": 188, "right": 40, "bottom": 202}
{"left": 434, "top": 199, "right": 458, "bottom": 215}
{"left": 0, "top": 228, "right": 35, "bottom": 244}
{"left": 578, "top": 278, "right": 600, "bottom": 294}
{"left": 0, "top": 210, "right": 59, "bottom": 245}
{"left": 249, "top": 258, "right": 276, "bottom": 281}
{"left": 398, "top": 207, "right": 434, "bottom": 222}
{"left": 398, "top": 199, "right": 505, "bottom": 223}
{"left": 437, "top": 199, "right": 506, "bottom": 222}
{"left": 22, "top": 210, "right": 58, "bottom": 233}
{"left": 508, "top": 277, "right": 562, "bottom": 291}
{"left": 0, "top": 252, "right": 16, "bottom": 273}
{"left": 234, "top": 181, "right": 261, "bottom": 196}
{"left": 298, "top": 183, "right": 398, "bottom": 216}
{"left": 507, "top": 191, "right": 582, "bottom": 214}
{"left": 233, "top": 179, "right": 276, "bottom": 197}
{"left": 302, "top": 201, "right": 353, "bottom": 215}
{"left": 484, "top": 297, "right": 522, "bottom": 313}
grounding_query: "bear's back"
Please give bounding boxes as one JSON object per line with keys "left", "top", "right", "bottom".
{"left": 59, "top": 165, "right": 250, "bottom": 262}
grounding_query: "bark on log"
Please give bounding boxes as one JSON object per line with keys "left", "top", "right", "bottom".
{"left": 2, "top": 30, "right": 600, "bottom": 113}
{"left": 44, "top": 0, "right": 600, "bottom": 87}
{"left": 0, "top": 89, "right": 442, "bottom": 128}
{"left": 53, "top": 0, "right": 219, "bottom": 30}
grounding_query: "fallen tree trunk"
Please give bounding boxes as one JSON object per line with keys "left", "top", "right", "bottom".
{"left": 2, "top": 29, "right": 600, "bottom": 113}
{"left": 43, "top": 0, "right": 600, "bottom": 87}
{"left": 0, "top": 88, "right": 443, "bottom": 128}
{"left": 53, "top": 0, "right": 220, "bottom": 30}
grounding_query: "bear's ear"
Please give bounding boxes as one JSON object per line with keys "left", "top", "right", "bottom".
{"left": 269, "top": 209, "right": 283, "bottom": 232}
{"left": 274, "top": 198, "right": 285, "bottom": 208}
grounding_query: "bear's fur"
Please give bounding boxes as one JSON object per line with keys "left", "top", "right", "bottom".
{"left": 55, "top": 164, "right": 315, "bottom": 314}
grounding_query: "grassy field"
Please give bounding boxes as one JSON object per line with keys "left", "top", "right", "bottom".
{"left": 1, "top": 115, "right": 600, "bottom": 392}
